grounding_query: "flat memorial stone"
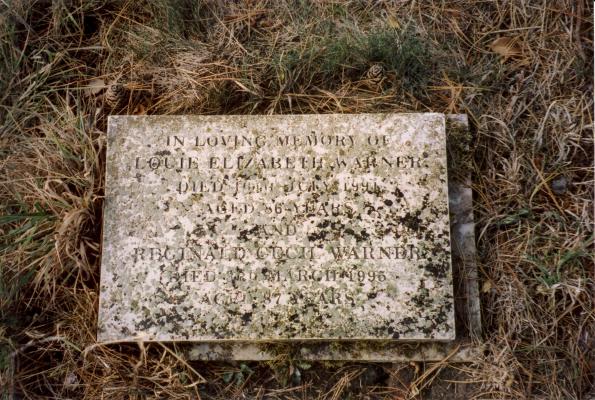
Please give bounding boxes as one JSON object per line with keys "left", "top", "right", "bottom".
{"left": 98, "top": 114, "right": 455, "bottom": 342}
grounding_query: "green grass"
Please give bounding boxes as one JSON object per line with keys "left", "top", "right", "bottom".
{"left": 272, "top": 28, "right": 433, "bottom": 93}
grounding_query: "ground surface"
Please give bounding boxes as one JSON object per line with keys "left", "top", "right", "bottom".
{"left": 1, "top": 1, "right": 593, "bottom": 399}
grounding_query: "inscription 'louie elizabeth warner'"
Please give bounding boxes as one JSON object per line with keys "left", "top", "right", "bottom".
{"left": 133, "top": 154, "right": 428, "bottom": 170}
{"left": 98, "top": 114, "right": 455, "bottom": 342}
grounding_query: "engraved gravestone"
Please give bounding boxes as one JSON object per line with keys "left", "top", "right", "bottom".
{"left": 98, "top": 114, "right": 455, "bottom": 342}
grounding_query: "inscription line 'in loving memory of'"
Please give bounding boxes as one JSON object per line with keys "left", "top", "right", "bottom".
{"left": 98, "top": 114, "right": 455, "bottom": 342}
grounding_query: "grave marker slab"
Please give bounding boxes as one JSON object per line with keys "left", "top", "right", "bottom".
{"left": 98, "top": 114, "right": 455, "bottom": 342}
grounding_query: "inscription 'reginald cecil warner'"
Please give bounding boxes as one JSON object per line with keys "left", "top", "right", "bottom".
{"left": 98, "top": 114, "right": 455, "bottom": 341}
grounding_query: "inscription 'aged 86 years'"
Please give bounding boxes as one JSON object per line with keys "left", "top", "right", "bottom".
{"left": 98, "top": 114, "right": 455, "bottom": 342}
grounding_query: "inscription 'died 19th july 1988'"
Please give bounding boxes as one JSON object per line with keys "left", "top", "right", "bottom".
{"left": 98, "top": 114, "right": 455, "bottom": 342}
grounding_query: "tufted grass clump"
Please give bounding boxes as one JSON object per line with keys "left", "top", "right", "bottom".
{"left": 272, "top": 28, "right": 433, "bottom": 94}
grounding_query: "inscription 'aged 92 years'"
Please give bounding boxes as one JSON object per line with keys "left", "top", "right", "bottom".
{"left": 98, "top": 114, "right": 455, "bottom": 342}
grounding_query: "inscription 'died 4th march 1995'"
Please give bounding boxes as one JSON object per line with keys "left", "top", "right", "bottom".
{"left": 98, "top": 114, "right": 455, "bottom": 342}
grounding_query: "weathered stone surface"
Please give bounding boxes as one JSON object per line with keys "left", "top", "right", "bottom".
{"left": 185, "top": 115, "right": 480, "bottom": 361}
{"left": 98, "top": 114, "right": 455, "bottom": 342}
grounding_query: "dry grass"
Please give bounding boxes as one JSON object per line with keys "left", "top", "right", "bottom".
{"left": 1, "top": 0, "right": 593, "bottom": 399}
